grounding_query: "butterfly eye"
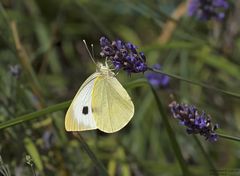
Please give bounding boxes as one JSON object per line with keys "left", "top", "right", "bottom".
{"left": 82, "top": 106, "right": 89, "bottom": 115}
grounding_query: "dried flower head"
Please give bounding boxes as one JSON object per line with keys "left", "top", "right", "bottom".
{"left": 169, "top": 101, "right": 219, "bottom": 142}
{"left": 100, "top": 36, "right": 148, "bottom": 74}
{"left": 145, "top": 64, "right": 170, "bottom": 88}
{"left": 188, "top": 0, "right": 229, "bottom": 20}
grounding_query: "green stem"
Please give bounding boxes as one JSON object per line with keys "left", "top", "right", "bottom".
{"left": 151, "top": 86, "right": 190, "bottom": 176}
{"left": 149, "top": 68, "right": 240, "bottom": 99}
{"left": 193, "top": 135, "right": 218, "bottom": 176}
{"left": 0, "top": 79, "right": 148, "bottom": 130}
{"left": 0, "top": 3, "right": 17, "bottom": 54}
{"left": 74, "top": 133, "right": 108, "bottom": 176}
{"left": 0, "top": 100, "right": 71, "bottom": 130}
{"left": 30, "top": 165, "right": 36, "bottom": 176}
{"left": 0, "top": 2, "right": 10, "bottom": 26}
{"left": 218, "top": 133, "right": 240, "bottom": 142}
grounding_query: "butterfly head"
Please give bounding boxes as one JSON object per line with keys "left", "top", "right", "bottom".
{"left": 96, "top": 62, "right": 115, "bottom": 77}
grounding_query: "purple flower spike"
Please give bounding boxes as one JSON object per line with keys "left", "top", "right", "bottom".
{"left": 169, "top": 101, "right": 219, "bottom": 142}
{"left": 145, "top": 64, "right": 170, "bottom": 88}
{"left": 187, "top": 0, "right": 229, "bottom": 21}
{"left": 100, "top": 36, "right": 148, "bottom": 74}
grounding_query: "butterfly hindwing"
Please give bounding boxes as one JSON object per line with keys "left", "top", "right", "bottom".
{"left": 92, "top": 76, "right": 134, "bottom": 133}
{"left": 65, "top": 73, "right": 100, "bottom": 131}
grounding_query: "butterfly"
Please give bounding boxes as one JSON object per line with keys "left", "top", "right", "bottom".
{"left": 65, "top": 49, "right": 134, "bottom": 133}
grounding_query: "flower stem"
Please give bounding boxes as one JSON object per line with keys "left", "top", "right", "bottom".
{"left": 0, "top": 100, "right": 71, "bottom": 130}
{"left": 0, "top": 79, "right": 148, "bottom": 130}
{"left": 151, "top": 86, "right": 190, "bottom": 175}
{"left": 149, "top": 67, "right": 240, "bottom": 99}
{"left": 218, "top": 133, "right": 240, "bottom": 142}
{"left": 74, "top": 133, "right": 108, "bottom": 176}
{"left": 193, "top": 135, "right": 218, "bottom": 176}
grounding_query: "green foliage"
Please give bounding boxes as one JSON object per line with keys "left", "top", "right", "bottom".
{"left": 24, "top": 138, "right": 43, "bottom": 172}
{"left": 0, "top": 0, "right": 240, "bottom": 175}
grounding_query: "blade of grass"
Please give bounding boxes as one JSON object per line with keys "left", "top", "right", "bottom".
{"left": 197, "top": 47, "right": 240, "bottom": 78}
{"left": 74, "top": 0, "right": 113, "bottom": 39}
{"left": 24, "top": 137, "right": 43, "bottom": 171}
{"left": 74, "top": 132, "right": 108, "bottom": 176}
{"left": 150, "top": 86, "right": 190, "bottom": 176}
{"left": 193, "top": 135, "right": 218, "bottom": 176}
{"left": 10, "top": 21, "right": 44, "bottom": 103}
{"left": 0, "top": 79, "right": 147, "bottom": 130}
{"left": 24, "top": 0, "right": 62, "bottom": 74}
{"left": 0, "top": 3, "right": 18, "bottom": 55}
{"left": 125, "top": 78, "right": 148, "bottom": 89}
{"left": 180, "top": 50, "right": 189, "bottom": 100}
{"left": 1, "top": 78, "right": 240, "bottom": 145}
{"left": 0, "top": 156, "right": 11, "bottom": 176}
{"left": 149, "top": 68, "right": 240, "bottom": 99}
{"left": 0, "top": 100, "right": 71, "bottom": 130}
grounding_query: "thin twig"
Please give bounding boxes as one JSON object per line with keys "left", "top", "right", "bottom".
{"left": 0, "top": 100, "right": 71, "bottom": 130}
{"left": 193, "top": 135, "right": 218, "bottom": 176}
{"left": 151, "top": 86, "right": 190, "bottom": 175}
{"left": 218, "top": 133, "right": 240, "bottom": 142}
{"left": 74, "top": 132, "right": 108, "bottom": 176}
{"left": 149, "top": 67, "right": 240, "bottom": 99}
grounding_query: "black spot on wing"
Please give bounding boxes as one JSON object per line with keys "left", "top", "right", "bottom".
{"left": 82, "top": 106, "right": 88, "bottom": 115}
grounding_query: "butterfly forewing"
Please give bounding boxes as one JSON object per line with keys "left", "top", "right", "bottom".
{"left": 65, "top": 73, "right": 100, "bottom": 131}
{"left": 92, "top": 76, "right": 134, "bottom": 133}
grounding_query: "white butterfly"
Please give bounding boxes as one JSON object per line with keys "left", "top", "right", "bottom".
{"left": 65, "top": 44, "right": 134, "bottom": 133}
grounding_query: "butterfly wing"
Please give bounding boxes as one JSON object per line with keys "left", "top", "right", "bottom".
{"left": 92, "top": 76, "right": 134, "bottom": 133}
{"left": 65, "top": 73, "right": 100, "bottom": 131}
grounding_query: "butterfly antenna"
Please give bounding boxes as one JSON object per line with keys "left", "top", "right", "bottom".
{"left": 91, "top": 44, "right": 95, "bottom": 59}
{"left": 83, "top": 40, "right": 96, "bottom": 64}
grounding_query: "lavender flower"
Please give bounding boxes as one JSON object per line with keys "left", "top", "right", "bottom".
{"left": 100, "top": 36, "right": 148, "bottom": 74}
{"left": 169, "top": 101, "right": 219, "bottom": 142}
{"left": 188, "top": 0, "right": 229, "bottom": 20}
{"left": 145, "top": 64, "right": 170, "bottom": 88}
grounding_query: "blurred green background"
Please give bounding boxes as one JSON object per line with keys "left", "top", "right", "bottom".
{"left": 0, "top": 0, "right": 240, "bottom": 175}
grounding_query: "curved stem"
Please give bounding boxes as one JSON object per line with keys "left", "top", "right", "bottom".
{"left": 148, "top": 67, "right": 240, "bottom": 99}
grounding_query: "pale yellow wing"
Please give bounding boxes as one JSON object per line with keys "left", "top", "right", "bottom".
{"left": 65, "top": 72, "right": 100, "bottom": 131}
{"left": 92, "top": 76, "right": 134, "bottom": 133}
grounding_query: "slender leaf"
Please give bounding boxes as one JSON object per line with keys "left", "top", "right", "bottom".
{"left": 150, "top": 86, "right": 190, "bottom": 175}
{"left": 149, "top": 68, "right": 240, "bottom": 99}
{"left": 24, "top": 137, "right": 43, "bottom": 171}
{"left": 74, "top": 132, "right": 108, "bottom": 176}
{"left": 193, "top": 135, "right": 218, "bottom": 176}
{"left": 0, "top": 100, "right": 71, "bottom": 130}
